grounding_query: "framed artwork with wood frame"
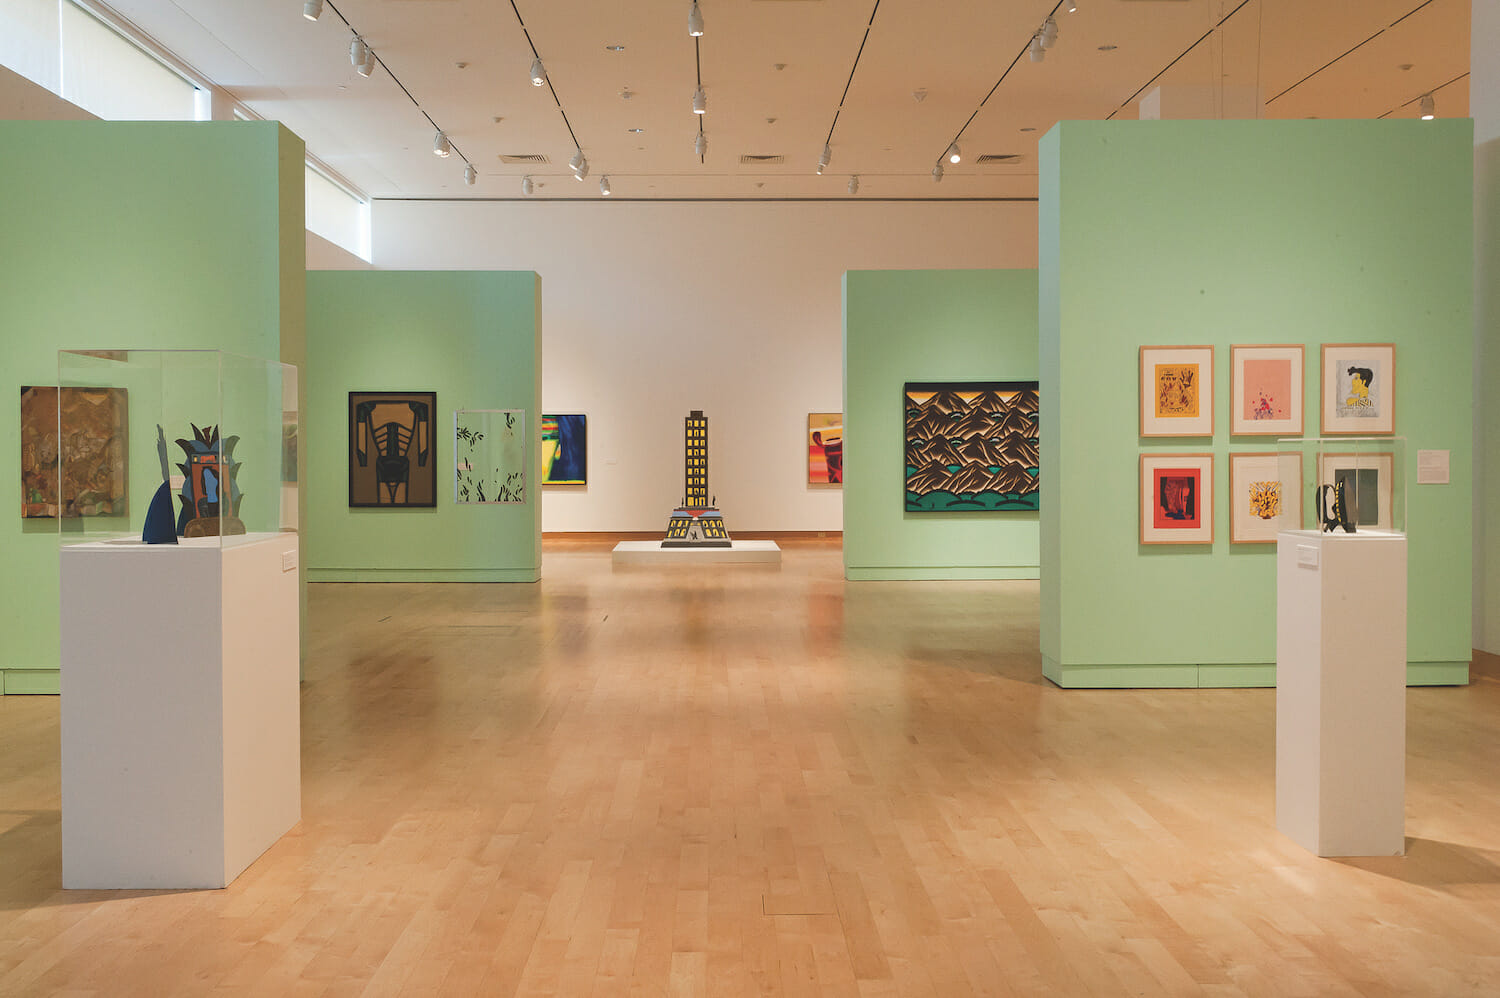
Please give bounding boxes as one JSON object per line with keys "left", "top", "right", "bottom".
{"left": 1321, "top": 343, "right": 1395, "bottom": 434}
{"left": 1230, "top": 344, "right": 1303, "bottom": 436}
{"left": 1139, "top": 346, "right": 1214, "bottom": 437}
{"left": 1229, "top": 452, "right": 1299, "bottom": 543}
{"left": 1140, "top": 452, "right": 1213, "bottom": 545}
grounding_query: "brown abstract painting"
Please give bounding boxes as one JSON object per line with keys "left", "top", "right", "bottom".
{"left": 349, "top": 391, "right": 437, "bottom": 507}
{"left": 21, "top": 386, "right": 129, "bottom": 518}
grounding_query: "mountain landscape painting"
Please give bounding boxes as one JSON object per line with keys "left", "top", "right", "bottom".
{"left": 904, "top": 381, "right": 1039, "bottom": 513}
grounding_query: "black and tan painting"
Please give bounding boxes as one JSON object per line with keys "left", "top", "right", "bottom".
{"left": 904, "top": 381, "right": 1039, "bottom": 513}
{"left": 349, "top": 391, "right": 436, "bottom": 507}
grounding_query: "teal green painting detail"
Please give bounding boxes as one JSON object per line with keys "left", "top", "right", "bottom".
{"left": 1039, "top": 119, "right": 1473, "bottom": 686}
{"left": 0, "top": 121, "right": 303, "bottom": 686}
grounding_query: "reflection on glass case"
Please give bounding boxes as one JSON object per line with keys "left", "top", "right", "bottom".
{"left": 57, "top": 349, "right": 298, "bottom": 547}
{"left": 1273, "top": 436, "right": 1406, "bottom": 535}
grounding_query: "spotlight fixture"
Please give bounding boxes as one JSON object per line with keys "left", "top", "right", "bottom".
{"left": 521, "top": 175, "right": 534, "bottom": 196}
{"left": 464, "top": 163, "right": 477, "bottom": 186}
{"left": 574, "top": 157, "right": 590, "bottom": 181}
{"left": 432, "top": 130, "right": 452, "bottom": 158}
{"left": 932, "top": 163, "right": 943, "bottom": 183}
{"left": 302, "top": 0, "right": 323, "bottom": 21}
{"left": 356, "top": 46, "right": 375, "bottom": 78}
{"left": 688, "top": 0, "right": 704, "bottom": 37}
{"left": 1067, "top": 0, "right": 1078, "bottom": 11}
{"left": 529, "top": 57, "right": 547, "bottom": 87}
{"left": 600, "top": 176, "right": 612, "bottom": 196}
{"left": 1419, "top": 93, "right": 1435, "bottom": 119}
{"left": 350, "top": 37, "right": 368, "bottom": 69}
{"left": 945, "top": 142, "right": 961, "bottom": 164}
{"left": 1029, "top": 32, "right": 1045, "bottom": 62}
{"left": 1040, "top": 17, "right": 1058, "bottom": 49}
{"left": 847, "top": 175, "right": 859, "bottom": 195}
{"left": 817, "top": 142, "right": 831, "bottom": 175}
{"left": 568, "top": 148, "right": 585, "bottom": 173}
{"left": 692, "top": 86, "right": 706, "bottom": 115}
{"left": 695, "top": 131, "right": 707, "bottom": 157}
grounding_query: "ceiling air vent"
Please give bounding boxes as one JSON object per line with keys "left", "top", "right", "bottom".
{"left": 976, "top": 154, "right": 1023, "bottom": 165}
{"left": 740, "top": 154, "right": 785, "bottom": 165}
{"left": 499, "top": 153, "right": 549, "bottom": 164}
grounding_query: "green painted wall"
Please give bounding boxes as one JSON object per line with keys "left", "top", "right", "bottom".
{"left": 304, "top": 271, "right": 541, "bottom": 582}
{"left": 1039, "top": 119, "right": 1473, "bottom": 688}
{"left": 0, "top": 121, "right": 304, "bottom": 695}
{"left": 843, "top": 269, "right": 1039, "bottom": 580}
{"left": 1478, "top": 133, "right": 1500, "bottom": 654}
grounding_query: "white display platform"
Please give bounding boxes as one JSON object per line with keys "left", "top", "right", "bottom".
{"left": 612, "top": 540, "right": 782, "bottom": 566}
{"left": 61, "top": 532, "right": 302, "bottom": 889}
{"left": 1275, "top": 529, "right": 1407, "bottom": 857}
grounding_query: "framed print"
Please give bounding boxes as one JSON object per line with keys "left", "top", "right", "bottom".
{"left": 1321, "top": 343, "right": 1395, "bottom": 434}
{"left": 455, "top": 409, "right": 526, "bottom": 503}
{"left": 1140, "top": 346, "right": 1214, "bottom": 437}
{"left": 1230, "top": 452, "right": 1299, "bottom": 543}
{"left": 1317, "top": 451, "right": 1394, "bottom": 532}
{"left": 1230, "top": 345, "right": 1303, "bottom": 436}
{"left": 349, "top": 391, "right": 436, "bottom": 507}
{"left": 541, "top": 413, "right": 587, "bottom": 485}
{"left": 904, "top": 382, "right": 1039, "bottom": 512}
{"left": 1140, "top": 453, "right": 1213, "bottom": 544}
{"left": 21, "top": 385, "right": 129, "bottom": 518}
{"left": 807, "top": 412, "right": 842, "bottom": 485}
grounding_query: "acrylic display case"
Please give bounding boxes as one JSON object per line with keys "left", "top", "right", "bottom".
{"left": 57, "top": 349, "right": 301, "bottom": 889}
{"left": 1272, "top": 436, "right": 1406, "bottom": 535}
{"left": 56, "top": 348, "right": 297, "bottom": 546}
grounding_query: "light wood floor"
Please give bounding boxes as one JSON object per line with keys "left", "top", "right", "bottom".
{"left": 2, "top": 540, "right": 1499, "bottom": 996}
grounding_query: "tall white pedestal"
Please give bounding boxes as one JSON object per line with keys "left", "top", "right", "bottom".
{"left": 1275, "top": 529, "right": 1406, "bottom": 857}
{"left": 61, "top": 533, "right": 302, "bottom": 889}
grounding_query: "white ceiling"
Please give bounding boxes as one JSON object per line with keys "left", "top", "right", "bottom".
{"left": 105, "top": 0, "right": 1470, "bottom": 200}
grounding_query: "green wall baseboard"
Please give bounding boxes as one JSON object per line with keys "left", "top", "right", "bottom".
{"left": 1042, "top": 658, "right": 1469, "bottom": 689}
{"left": 846, "top": 566, "right": 1040, "bottom": 581}
{"left": 1, "top": 670, "right": 62, "bottom": 695}
{"left": 308, "top": 569, "right": 540, "bottom": 583}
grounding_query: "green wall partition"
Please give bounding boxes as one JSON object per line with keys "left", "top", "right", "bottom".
{"left": 304, "top": 271, "right": 541, "bottom": 582}
{"left": 843, "top": 269, "right": 1039, "bottom": 580}
{"left": 1039, "top": 119, "right": 1473, "bottom": 688}
{"left": 0, "top": 120, "right": 304, "bottom": 695}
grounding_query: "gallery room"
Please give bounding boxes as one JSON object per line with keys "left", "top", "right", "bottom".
{"left": 1, "top": 0, "right": 1498, "bottom": 994}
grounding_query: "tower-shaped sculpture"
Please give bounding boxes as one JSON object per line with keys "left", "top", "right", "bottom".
{"left": 662, "top": 410, "right": 731, "bottom": 547}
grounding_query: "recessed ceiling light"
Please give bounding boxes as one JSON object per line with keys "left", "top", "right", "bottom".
{"left": 606, "top": 44, "right": 625, "bottom": 52}
{"left": 1098, "top": 44, "right": 1118, "bottom": 51}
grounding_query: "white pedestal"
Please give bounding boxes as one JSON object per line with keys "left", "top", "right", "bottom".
{"left": 611, "top": 540, "right": 782, "bottom": 566}
{"left": 1275, "top": 529, "right": 1406, "bottom": 857}
{"left": 61, "top": 533, "right": 302, "bottom": 889}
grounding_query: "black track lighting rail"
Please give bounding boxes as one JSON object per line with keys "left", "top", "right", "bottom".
{"left": 820, "top": 0, "right": 882, "bottom": 152}
{"left": 1105, "top": 0, "right": 1252, "bottom": 118}
{"left": 509, "top": 0, "right": 582, "bottom": 152}
{"left": 695, "top": 36, "right": 706, "bottom": 164}
{"left": 1377, "top": 72, "right": 1469, "bottom": 119}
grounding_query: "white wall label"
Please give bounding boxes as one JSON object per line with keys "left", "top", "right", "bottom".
{"left": 282, "top": 550, "right": 298, "bottom": 573}
{"left": 1297, "top": 544, "right": 1318, "bottom": 569}
{"left": 1416, "top": 449, "right": 1450, "bottom": 485}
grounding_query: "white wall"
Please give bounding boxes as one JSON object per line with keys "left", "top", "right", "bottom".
{"left": 373, "top": 199, "right": 1039, "bottom": 532}
{"left": 0, "top": 63, "right": 94, "bottom": 120}
{"left": 1475, "top": 0, "right": 1500, "bottom": 653}
{"left": 307, "top": 230, "right": 374, "bottom": 271}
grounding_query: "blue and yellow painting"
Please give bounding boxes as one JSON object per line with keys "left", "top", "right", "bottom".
{"left": 541, "top": 413, "right": 587, "bottom": 485}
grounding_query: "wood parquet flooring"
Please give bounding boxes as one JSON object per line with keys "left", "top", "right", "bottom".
{"left": 2, "top": 540, "right": 1498, "bottom": 996}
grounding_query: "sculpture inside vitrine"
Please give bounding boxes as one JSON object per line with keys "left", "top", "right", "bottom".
{"left": 141, "top": 425, "right": 178, "bottom": 545}
{"left": 662, "top": 410, "right": 731, "bottom": 548}
{"left": 175, "top": 423, "right": 245, "bottom": 537}
{"left": 1316, "top": 479, "right": 1355, "bottom": 534}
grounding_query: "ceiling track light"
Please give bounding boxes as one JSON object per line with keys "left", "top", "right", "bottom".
{"left": 350, "top": 36, "right": 368, "bottom": 69}
{"left": 817, "top": 142, "right": 831, "bottom": 175}
{"left": 688, "top": 0, "right": 704, "bottom": 37}
{"left": 356, "top": 46, "right": 375, "bottom": 77}
{"left": 1067, "top": 0, "right": 1078, "bottom": 12}
{"left": 932, "top": 163, "right": 944, "bottom": 183}
{"left": 600, "top": 176, "right": 612, "bottom": 196}
{"left": 847, "top": 175, "right": 859, "bottom": 195}
{"left": 432, "top": 130, "right": 452, "bottom": 158}
{"left": 1040, "top": 17, "right": 1058, "bottom": 49}
{"left": 568, "top": 149, "right": 585, "bottom": 173}
{"left": 464, "top": 163, "right": 477, "bottom": 186}
{"left": 1419, "top": 93, "right": 1435, "bottom": 119}
{"left": 521, "top": 176, "right": 534, "bottom": 196}
{"left": 945, "top": 142, "right": 961, "bottom": 164}
{"left": 575, "top": 158, "right": 590, "bottom": 181}
{"left": 695, "top": 131, "right": 707, "bottom": 157}
{"left": 302, "top": 0, "right": 323, "bottom": 22}
{"left": 692, "top": 86, "right": 706, "bottom": 115}
{"left": 529, "top": 57, "right": 547, "bottom": 87}
{"left": 1029, "top": 32, "right": 1046, "bottom": 62}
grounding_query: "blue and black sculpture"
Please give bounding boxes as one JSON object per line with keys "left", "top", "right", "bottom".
{"left": 141, "top": 425, "right": 179, "bottom": 545}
